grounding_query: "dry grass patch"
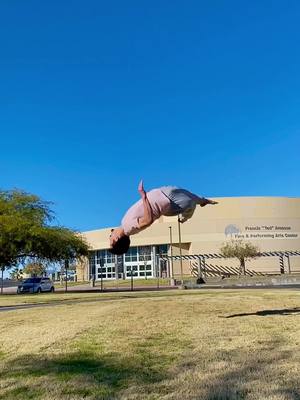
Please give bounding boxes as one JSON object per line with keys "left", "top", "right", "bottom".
{"left": 0, "top": 289, "right": 300, "bottom": 399}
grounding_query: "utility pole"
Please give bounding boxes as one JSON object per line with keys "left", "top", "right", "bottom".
{"left": 169, "top": 226, "right": 174, "bottom": 284}
{"left": 64, "top": 259, "right": 69, "bottom": 293}
{"left": 177, "top": 217, "right": 183, "bottom": 284}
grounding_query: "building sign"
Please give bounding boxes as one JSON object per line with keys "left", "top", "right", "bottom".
{"left": 224, "top": 224, "right": 299, "bottom": 240}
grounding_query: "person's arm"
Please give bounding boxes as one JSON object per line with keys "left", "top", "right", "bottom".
{"left": 137, "top": 180, "right": 154, "bottom": 229}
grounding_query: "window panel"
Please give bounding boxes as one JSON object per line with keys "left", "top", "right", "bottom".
{"left": 156, "top": 244, "right": 168, "bottom": 256}
{"left": 138, "top": 245, "right": 152, "bottom": 261}
{"left": 106, "top": 252, "right": 115, "bottom": 264}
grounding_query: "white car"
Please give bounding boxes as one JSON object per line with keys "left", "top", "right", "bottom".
{"left": 17, "top": 277, "right": 55, "bottom": 294}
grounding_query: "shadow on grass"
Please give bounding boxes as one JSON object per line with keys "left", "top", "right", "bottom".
{"left": 0, "top": 349, "right": 169, "bottom": 400}
{"left": 225, "top": 307, "right": 300, "bottom": 318}
{"left": 209, "top": 352, "right": 300, "bottom": 400}
{"left": 179, "top": 341, "right": 300, "bottom": 400}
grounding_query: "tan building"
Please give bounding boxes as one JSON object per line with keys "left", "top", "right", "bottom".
{"left": 79, "top": 197, "right": 300, "bottom": 281}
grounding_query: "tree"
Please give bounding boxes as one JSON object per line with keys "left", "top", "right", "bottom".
{"left": 23, "top": 262, "right": 46, "bottom": 277}
{"left": 9, "top": 266, "right": 23, "bottom": 281}
{"left": 220, "top": 240, "right": 259, "bottom": 275}
{"left": 0, "top": 189, "right": 89, "bottom": 293}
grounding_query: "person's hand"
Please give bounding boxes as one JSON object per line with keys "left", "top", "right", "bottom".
{"left": 138, "top": 180, "right": 146, "bottom": 198}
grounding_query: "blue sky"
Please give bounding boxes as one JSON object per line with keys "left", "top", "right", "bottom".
{"left": 1, "top": 0, "right": 300, "bottom": 232}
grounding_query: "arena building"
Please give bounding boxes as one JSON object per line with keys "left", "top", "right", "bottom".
{"left": 78, "top": 197, "right": 300, "bottom": 281}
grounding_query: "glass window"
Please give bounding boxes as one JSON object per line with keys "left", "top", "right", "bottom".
{"left": 139, "top": 246, "right": 152, "bottom": 261}
{"left": 89, "top": 251, "right": 96, "bottom": 263}
{"left": 106, "top": 252, "right": 115, "bottom": 264}
{"left": 156, "top": 244, "right": 168, "bottom": 256}
{"left": 96, "top": 250, "right": 105, "bottom": 264}
{"left": 23, "top": 278, "right": 42, "bottom": 283}
{"left": 125, "top": 247, "right": 138, "bottom": 262}
{"left": 89, "top": 252, "right": 96, "bottom": 278}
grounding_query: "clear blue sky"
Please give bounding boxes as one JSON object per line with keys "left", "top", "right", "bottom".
{"left": 1, "top": 0, "right": 300, "bottom": 232}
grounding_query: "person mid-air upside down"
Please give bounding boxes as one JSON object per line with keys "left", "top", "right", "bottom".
{"left": 109, "top": 181, "right": 218, "bottom": 255}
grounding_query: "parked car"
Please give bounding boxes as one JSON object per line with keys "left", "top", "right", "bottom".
{"left": 17, "top": 277, "right": 55, "bottom": 294}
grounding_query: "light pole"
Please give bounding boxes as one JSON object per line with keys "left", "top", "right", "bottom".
{"left": 177, "top": 217, "right": 183, "bottom": 284}
{"left": 157, "top": 255, "right": 160, "bottom": 289}
{"left": 114, "top": 255, "right": 118, "bottom": 289}
{"left": 0, "top": 267, "right": 4, "bottom": 295}
{"left": 64, "top": 259, "right": 69, "bottom": 293}
{"left": 130, "top": 266, "right": 134, "bottom": 291}
{"left": 100, "top": 259, "right": 104, "bottom": 292}
{"left": 169, "top": 226, "right": 174, "bottom": 284}
{"left": 140, "top": 247, "right": 148, "bottom": 280}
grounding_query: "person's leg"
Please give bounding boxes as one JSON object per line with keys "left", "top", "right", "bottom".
{"left": 161, "top": 187, "right": 197, "bottom": 215}
{"left": 161, "top": 187, "right": 218, "bottom": 218}
{"left": 178, "top": 189, "right": 216, "bottom": 207}
{"left": 195, "top": 196, "right": 218, "bottom": 207}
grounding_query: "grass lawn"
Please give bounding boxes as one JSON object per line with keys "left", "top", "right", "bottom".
{"left": 0, "top": 289, "right": 300, "bottom": 399}
{"left": 95, "top": 277, "right": 171, "bottom": 287}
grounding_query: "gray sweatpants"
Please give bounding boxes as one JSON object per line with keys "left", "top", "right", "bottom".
{"left": 160, "top": 186, "right": 206, "bottom": 222}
